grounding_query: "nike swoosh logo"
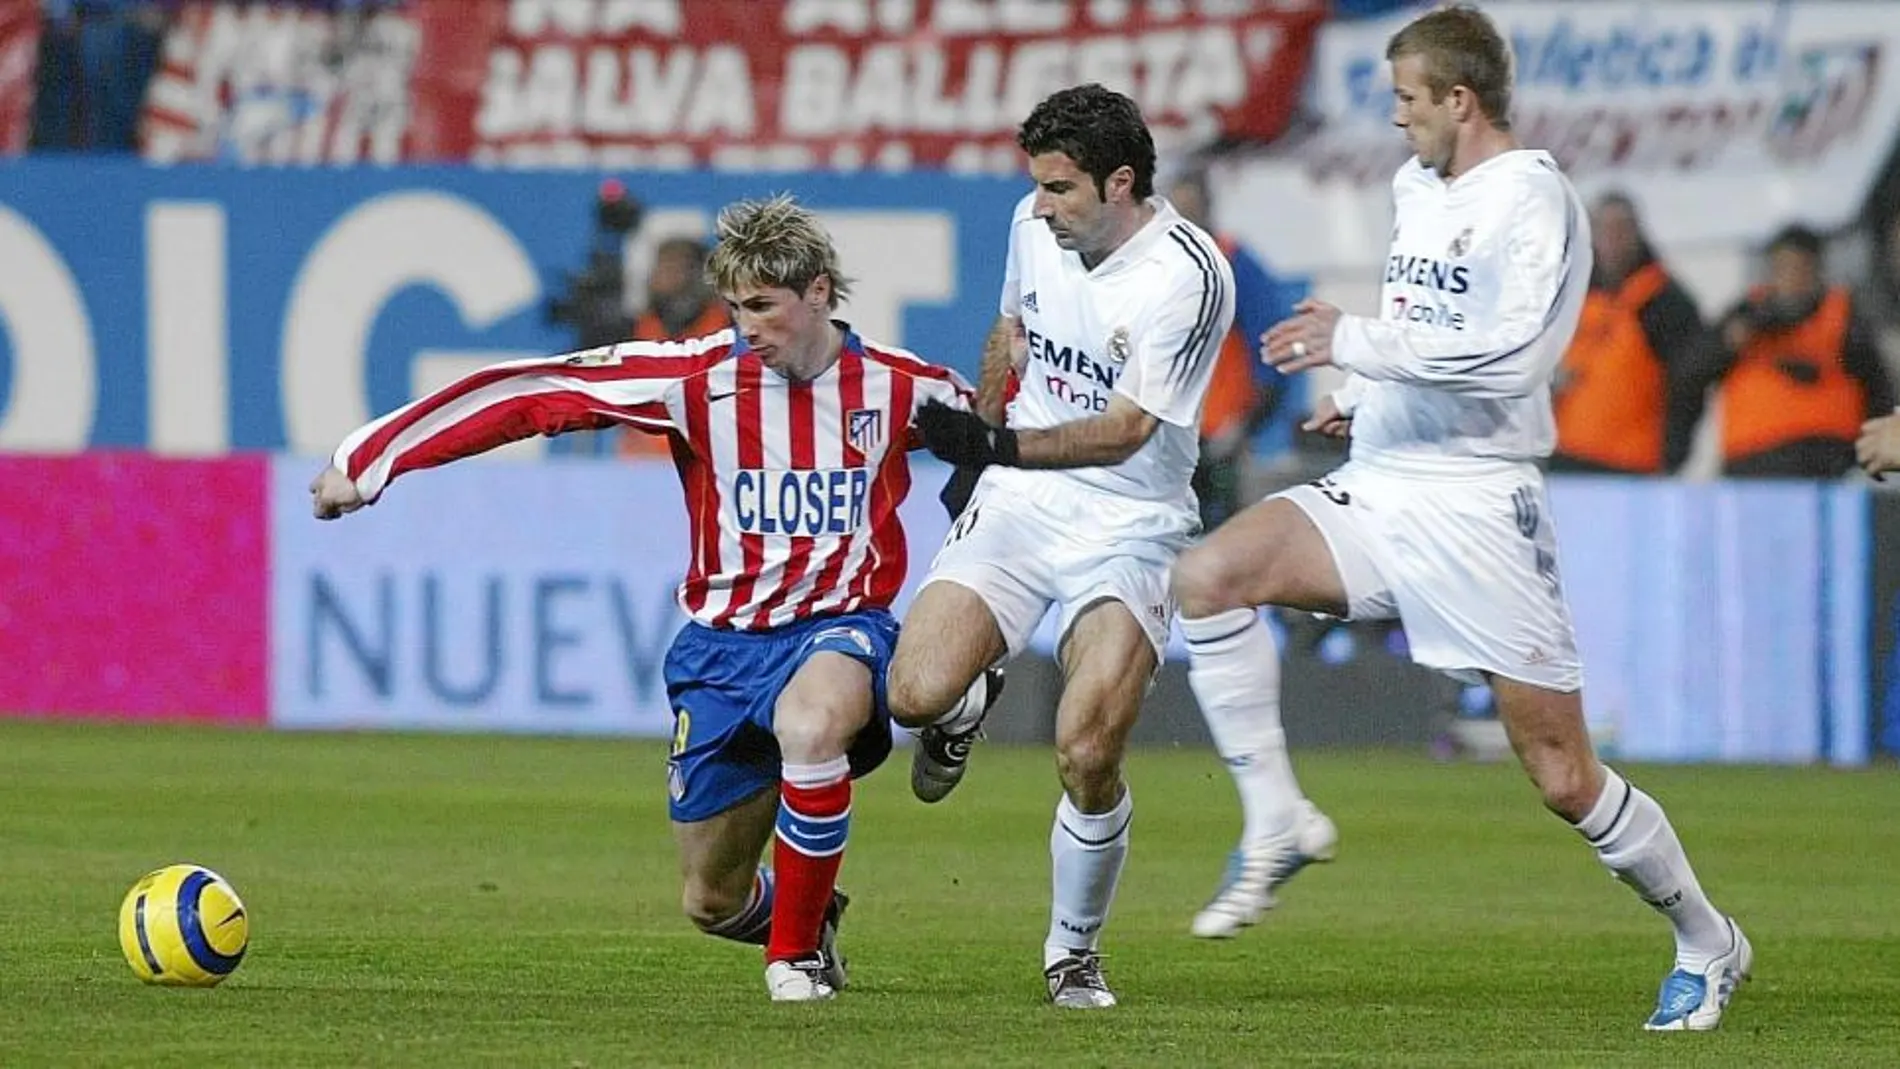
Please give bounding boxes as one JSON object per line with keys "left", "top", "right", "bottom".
{"left": 707, "top": 390, "right": 739, "bottom": 404}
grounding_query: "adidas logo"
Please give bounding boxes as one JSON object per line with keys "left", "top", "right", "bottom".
{"left": 1022, "top": 290, "right": 1039, "bottom": 313}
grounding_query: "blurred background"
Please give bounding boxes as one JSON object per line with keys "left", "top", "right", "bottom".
{"left": 3, "top": 0, "right": 1898, "bottom": 767}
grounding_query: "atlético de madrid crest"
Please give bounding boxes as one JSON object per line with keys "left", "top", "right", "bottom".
{"left": 846, "top": 408, "right": 884, "bottom": 453}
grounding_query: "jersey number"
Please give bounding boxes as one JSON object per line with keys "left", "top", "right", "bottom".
{"left": 670, "top": 709, "right": 692, "bottom": 757}
{"left": 1310, "top": 477, "right": 1351, "bottom": 507}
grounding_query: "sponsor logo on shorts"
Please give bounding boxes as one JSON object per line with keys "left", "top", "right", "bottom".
{"left": 813, "top": 625, "right": 875, "bottom": 657}
{"left": 666, "top": 760, "right": 685, "bottom": 802}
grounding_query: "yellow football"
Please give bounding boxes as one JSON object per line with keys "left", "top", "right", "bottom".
{"left": 117, "top": 864, "right": 249, "bottom": 986}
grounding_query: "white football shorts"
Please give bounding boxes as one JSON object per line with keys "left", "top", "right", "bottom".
{"left": 1274, "top": 458, "right": 1582, "bottom": 691}
{"left": 918, "top": 471, "right": 1190, "bottom": 664}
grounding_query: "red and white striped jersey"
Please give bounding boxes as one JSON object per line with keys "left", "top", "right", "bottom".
{"left": 334, "top": 326, "right": 972, "bottom": 631}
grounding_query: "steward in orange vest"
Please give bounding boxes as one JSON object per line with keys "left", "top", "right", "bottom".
{"left": 620, "top": 239, "right": 731, "bottom": 459}
{"left": 1551, "top": 251, "right": 1704, "bottom": 474}
{"left": 1668, "top": 226, "right": 1894, "bottom": 477}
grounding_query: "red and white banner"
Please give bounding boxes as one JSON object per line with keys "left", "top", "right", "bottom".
{"left": 139, "top": 0, "right": 1327, "bottom": 171}
{"left": 0, "top": 3, "right": 41, "bottom": 155}
{"left": 141, "top": 2, "right": 420, "bottom": 165}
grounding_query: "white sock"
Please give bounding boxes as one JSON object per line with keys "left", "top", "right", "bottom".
{"left": 1182, "top": 609, "right": 1305, "bottom": 851}
{"left": 930, "top": 669, "right": 990, "bottom": 733}
{"left": 1044, "top": 789, "right": 1131, "bottom": 969}
{"left": 1575, "top": 767, "right": 1732, "bottom": 970}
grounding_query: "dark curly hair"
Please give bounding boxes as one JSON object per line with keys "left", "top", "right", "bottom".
{"left": 1016, "top": 84, "right": 1156, "bottom": 201}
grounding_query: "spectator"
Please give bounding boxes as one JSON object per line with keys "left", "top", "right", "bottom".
{"left": 1550, "top": 192, "right": 1704, "bottom": 474}
{"left": 31, "top": 1, "right": 168, "bottom": 153}
{"left": 618, "top": 237, "right": 729, "bottom": 459}
{"left": 1166, "top": 171, "right": 1299, "bottom": 530}
{"left": 1669, "top": 225, "right": 1895, "bottom": 477}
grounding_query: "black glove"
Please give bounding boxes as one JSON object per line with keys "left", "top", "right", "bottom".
{"left": 939, "top": 464, "right": 984, "bottom": 519}
{"left": 917, "top": 401, "right": 1019, "bottom": 467}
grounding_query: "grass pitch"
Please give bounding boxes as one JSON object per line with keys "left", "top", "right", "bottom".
{"left": 1, "top": 719, "right": 1896, "bottom": 1068}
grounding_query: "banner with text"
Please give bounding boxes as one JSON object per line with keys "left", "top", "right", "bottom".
{"left": 269, "top": 453, "right": 955, "bottom": 734}
{"left": 142, "top": 2, "right": 420, "bottom": 165}
{"left": 1221, "top": 1, "right": 1900, "bottom": 273}
{"left": 136, "top": 0, "right": 1327, "bottom": 170}
{"left": 0, "top": 158, "right": 1017, "bottom": 454}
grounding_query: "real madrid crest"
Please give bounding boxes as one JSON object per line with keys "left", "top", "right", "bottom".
{"left": 1448, "top": 227, "right": 1474, "bottom": 258}
{"left": 1107, "top": 326, "right": 1131, "bottom": 366}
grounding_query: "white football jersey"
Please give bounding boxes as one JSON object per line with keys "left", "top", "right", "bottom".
{"left": 1332, "top": 150, "right": 1592, "bottom": 469}
{"left": 994, "top": 192, "right": 1234, "bottom": 531}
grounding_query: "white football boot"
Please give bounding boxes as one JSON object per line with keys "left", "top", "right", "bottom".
{"left": 1191, "top": 800, "right": 1338, "bottom": 939}
{"left": 1643, "top": 918, "right": 1753, "bottom": 1031}
{"left": 765, "top": 955, "right": 837, "bottom": 1002}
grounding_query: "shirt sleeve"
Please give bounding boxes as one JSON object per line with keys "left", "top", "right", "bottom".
{"left": 1113, "top": 238, "right": 1238, "bottom": 428}
{"left": 1331, "top": 373, "right": 1373, "bottom": 416}
{"left": 999, "top": 192, "right": 1037, "bottom": 318}
{"left": 333, "top": 337, "right": 723, "bottom": 503}
{"left": 1332, "top": 173, "right": 1583, "bottom": 398}
{"left": 904, "top": 362, "right": 978, "bottom": 449}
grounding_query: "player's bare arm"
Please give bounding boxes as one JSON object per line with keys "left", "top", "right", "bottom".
{"left": 974, "top": 315, "right": 1025, "bottom": 424}
{"left": 916, "top": 394, "right": 1158, "bottom": 470}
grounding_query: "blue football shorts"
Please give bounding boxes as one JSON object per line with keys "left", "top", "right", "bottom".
{"left": 661, "top": 608, "right": 897, "bottom": 823}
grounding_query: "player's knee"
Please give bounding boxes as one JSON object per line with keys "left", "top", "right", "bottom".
{"left": 774, "top": 699, "right": 861, "bottom": 763}
{"left": 1172, "top": 544, "right": 1247, "bottom": 618}
{"left": 1054, "top": 731, "right": 1122, "bottom": 799}
{"left": 886, "top": 662, "right": 949, "bottom": 729}
{"left": 1526, "top": 755, "right": 1602, "bottom": 822}
{"left": 680, "top": 878, "right": 743, "bottom": 933}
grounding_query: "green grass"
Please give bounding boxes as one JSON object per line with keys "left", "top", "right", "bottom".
{"left": 0, "top": 720, "right": 1896, "bottom": 1067}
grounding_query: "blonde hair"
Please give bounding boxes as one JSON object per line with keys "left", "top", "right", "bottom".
{"left": 706, "top": 194, "right": 853, "bottom": 309}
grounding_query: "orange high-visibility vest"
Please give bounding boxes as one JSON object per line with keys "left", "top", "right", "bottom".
{"left": 1553, "top": 263, "right": 1671, "bottom": 472}
{"left": 1719, "top": 287, "right": 1860, "bottom": 462}
{"left": 618, "top": 302, "right": 732, "bottom": 457}
{"left": 1200, "top": 235, "right": 1255, "bottom": 439}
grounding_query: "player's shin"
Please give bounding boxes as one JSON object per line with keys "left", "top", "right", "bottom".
{"left": 1181, "top": 608, "right": 1304, "bottom": 846}
{"left": 1045, "top": 789, "right": 1131, "bottom": 968}
{"left": 1575, "top": 767, "right": 1732, "bottom": 969}
{"left": 767, "top": 757, "right": 852, "bottom": 963}
{"left": 701, "top": 868, "right": 775, "bottom": 945}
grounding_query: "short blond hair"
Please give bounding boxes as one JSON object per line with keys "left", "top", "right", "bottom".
{"left": 706, "top": 194, "right": 853, "bottom": 309}
{"left": 1387, "top": 4, "right": 1514, "bottom": 130}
